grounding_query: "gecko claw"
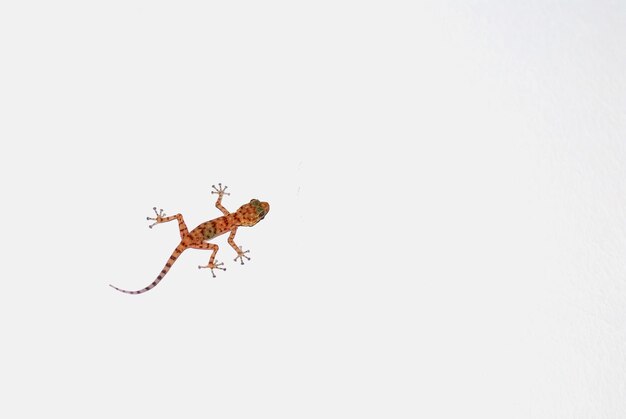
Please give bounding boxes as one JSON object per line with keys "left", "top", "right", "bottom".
{"left": 147, "top": 207, "right": 167, "bottom": 228}
{"left": 198, "top": 260, "right": 226, "bottom": 278}
{"left": 234, "top": 249, "right": 251, "bottom": 265}
{"left": 211, "top": 183, "right": 230, "bottom": 196}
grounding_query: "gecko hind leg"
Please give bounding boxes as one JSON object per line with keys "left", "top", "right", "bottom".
{"left": 147, "top": 207, "right": 189, "bottom": 239}
{"left": 192, "top": 242, "right": 226, "bottom": 278}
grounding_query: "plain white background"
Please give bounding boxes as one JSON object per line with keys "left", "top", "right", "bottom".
{"left": 1, "top": 1, "right": 625, "bottom": 417}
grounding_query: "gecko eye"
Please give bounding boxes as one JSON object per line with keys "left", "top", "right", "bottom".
{"left": 250, "top": 199, "right": 260, "bottom": 204}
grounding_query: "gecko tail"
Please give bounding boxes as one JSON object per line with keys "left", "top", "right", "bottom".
{"left": 110, "top": 243, "right": 187, "bottom": 295}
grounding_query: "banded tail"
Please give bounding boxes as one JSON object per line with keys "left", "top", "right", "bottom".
{"left": 110, "top": 243, "right": 187, "bottom": 295}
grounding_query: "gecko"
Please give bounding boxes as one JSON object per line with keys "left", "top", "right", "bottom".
{"left": 110, "top": 184, "right": 270, "bottom": 295}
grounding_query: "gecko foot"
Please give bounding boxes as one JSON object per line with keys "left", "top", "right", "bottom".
{"left": 146, "top": 207, "right": 167, "bottom": 229}
{"left": 211, "top": 183, "right": 230, "bottom": 198}
{"left": 198, "top": 260, "right": 226, "bottom": 278}
{"left": 234, "top": 249, "right": 251, "bottom": 265}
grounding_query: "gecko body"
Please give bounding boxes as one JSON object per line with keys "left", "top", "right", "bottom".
{"left": 110, "top": 184, "right": 269, "bottom": 295}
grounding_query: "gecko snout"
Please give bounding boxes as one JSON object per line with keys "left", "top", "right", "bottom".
{"left": 256, "top": 201, "right": 269, "bottom": 220}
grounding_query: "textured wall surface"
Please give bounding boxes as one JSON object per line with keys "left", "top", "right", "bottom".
{"left": 1, "top": 1, "right": 625, "bottom": 418}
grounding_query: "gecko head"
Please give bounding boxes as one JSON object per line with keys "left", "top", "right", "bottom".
{"left": 238, "top": 199, "right": 269, "bottom": 226}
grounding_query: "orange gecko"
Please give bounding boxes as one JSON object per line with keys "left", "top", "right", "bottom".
{"left": 110, "top": 184, "right": 270, "bottom": 295}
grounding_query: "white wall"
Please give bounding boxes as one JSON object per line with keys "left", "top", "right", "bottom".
{"left": 1, "top": 1, "right": 625, "bottom": 417}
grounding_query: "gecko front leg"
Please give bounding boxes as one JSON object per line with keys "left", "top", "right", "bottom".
{"left": 211, "top": 183, "right": 231, "bottom": 216}
{"left": 228, "top": 227, "right": 251, "bottom": 265}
